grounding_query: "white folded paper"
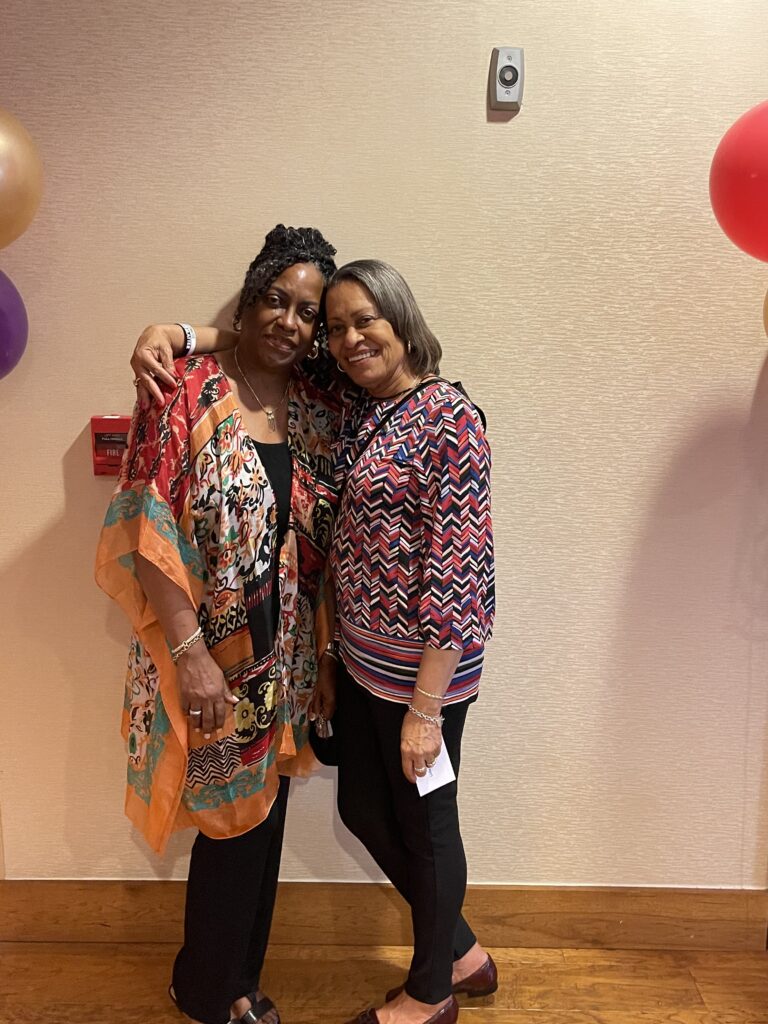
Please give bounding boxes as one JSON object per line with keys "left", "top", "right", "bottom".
{"left": 416, "top": 743, "right": 456, "bottom": 796}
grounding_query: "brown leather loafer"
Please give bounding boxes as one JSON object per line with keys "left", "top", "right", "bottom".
{"left": 385, "top": 954, "right": 498, "bottom": 1003}
{"left": 452, "top": 953, "right": 498, "bottom": 997}
{"left": 346, "top": 995, "right": 459, "bottom": 1024}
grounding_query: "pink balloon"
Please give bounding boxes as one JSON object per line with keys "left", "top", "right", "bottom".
{"left": 710, "top": 100, "right": 768, "bottom": 262}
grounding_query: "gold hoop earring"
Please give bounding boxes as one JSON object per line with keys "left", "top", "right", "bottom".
{"left": 308, "top": 341, "right": 320, "bottom": 360}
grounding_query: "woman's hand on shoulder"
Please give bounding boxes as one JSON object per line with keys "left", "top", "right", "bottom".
{"left": 131, "top": 324, "right": 181, "bottom": 408}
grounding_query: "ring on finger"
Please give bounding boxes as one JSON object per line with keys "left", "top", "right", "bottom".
{"left": 414, "top": 767, "right": 427, "bottom": 776}
{"left": 188, "top": 708, "right": 202, "bottom": 718}
{"left": 425, "top": 758, "right": 437, "bottom": 768}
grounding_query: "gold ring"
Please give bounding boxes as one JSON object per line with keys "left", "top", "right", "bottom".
{"left": 426, "top": 759, "right": 437, "bottom": 768}
{"left": 415, "top": 767, "right": 427, "bottom": 776}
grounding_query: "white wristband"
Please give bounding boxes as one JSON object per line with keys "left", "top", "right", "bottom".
{"left": 177, "top": 323, "right": 197, "bottom": 356}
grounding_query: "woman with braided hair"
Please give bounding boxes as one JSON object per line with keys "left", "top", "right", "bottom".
{"left": 96, "top": 225, "right": 342, "bottom": 1024}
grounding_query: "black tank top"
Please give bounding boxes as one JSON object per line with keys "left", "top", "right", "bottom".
{"left": 255, "top": 440, "right": 292, "bottom": 636}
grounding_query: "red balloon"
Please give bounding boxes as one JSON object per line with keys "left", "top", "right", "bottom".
{"left": 710, "top": 100, "right": 768, "bottom": 262}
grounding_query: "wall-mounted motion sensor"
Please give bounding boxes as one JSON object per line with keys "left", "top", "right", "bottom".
{"left": 489, "top": 47, "right": 524, "bottom": 112}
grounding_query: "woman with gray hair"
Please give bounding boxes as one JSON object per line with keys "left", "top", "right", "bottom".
{"left": 323, "top": 261, "right": 496, "bottom": 1024}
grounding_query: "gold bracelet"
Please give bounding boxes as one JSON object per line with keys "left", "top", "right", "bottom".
{"left": 171, "top": 626, "right": 203, "bottom": 663}
{"left": 415, "top": 684, "right": 444, "bottom": 701}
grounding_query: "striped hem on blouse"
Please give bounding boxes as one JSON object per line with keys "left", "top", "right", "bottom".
{"left": 339, "top": 616, "right": 484, "bottom": 705}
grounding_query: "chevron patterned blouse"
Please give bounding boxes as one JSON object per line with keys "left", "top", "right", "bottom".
{"left": 331, "top": 380, "right": 495, "bottom": 704}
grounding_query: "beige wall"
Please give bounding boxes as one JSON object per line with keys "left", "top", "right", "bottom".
{"left": 2, "top": 0, "right": 768, "bottom": 885}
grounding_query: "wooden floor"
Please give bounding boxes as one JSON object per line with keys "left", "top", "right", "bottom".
{"left": 1, "top": 942, "right": 767, "bottom": 1023}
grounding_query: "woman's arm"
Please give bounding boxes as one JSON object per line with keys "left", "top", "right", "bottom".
{"left": 400, "top": 647, "right": 462, "bottom": 783}
{"left": 134, "top": 553, "right": 237, "bottom": 737}
{"left": 131, "top": 324, "right": 238, "bottom": 407}
{"left": 400, "top": 391, "right": 493, "bottom": 783}
{"left": 308, "top": 560, "right": 339, "bottom": 725}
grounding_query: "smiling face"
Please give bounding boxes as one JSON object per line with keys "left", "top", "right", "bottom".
{"left": 239, "top": 262, "right": 324, "bottom": 372}
{"left": 326, "top": 280, "right": 415, "bottom": 396}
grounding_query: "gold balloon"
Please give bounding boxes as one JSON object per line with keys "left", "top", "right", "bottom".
{"left": 0, "top": 108, "right": 43, "bottom": 249}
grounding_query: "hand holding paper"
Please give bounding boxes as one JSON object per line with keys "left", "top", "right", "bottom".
{"left": 416, "top": 744, "right": 456, "bottom": 796}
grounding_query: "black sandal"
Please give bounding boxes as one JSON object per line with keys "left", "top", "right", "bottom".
{"left": 169, "top": 983, "right": 241, "bottom": 1024}
{"left": 238, "top": 991, "right": 280, "bottom": 1024}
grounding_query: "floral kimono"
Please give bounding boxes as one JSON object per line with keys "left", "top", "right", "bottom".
{"left": 96, "top": 355, "right": 340, "bottom": 853}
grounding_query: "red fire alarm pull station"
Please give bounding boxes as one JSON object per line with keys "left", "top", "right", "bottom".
{"left": 91, "top": 415, "right": 132, "bottom": 475}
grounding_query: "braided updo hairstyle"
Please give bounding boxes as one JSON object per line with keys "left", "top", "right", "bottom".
{"left": 232, "top": 225, "right": 338, "bottom": 335}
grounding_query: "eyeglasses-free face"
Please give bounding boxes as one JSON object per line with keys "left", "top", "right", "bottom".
{"left": 239, "top": 262, "right": 324, "bottom": 371}
{"left": 326, "top": 280, "right": 414, "bottom": 398}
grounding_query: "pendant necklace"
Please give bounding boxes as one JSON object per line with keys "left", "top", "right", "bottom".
{"left": 234, "top": 348, "right": 289, "bottom": 432}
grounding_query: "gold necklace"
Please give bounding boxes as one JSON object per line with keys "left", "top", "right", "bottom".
{"left": 233, "top": 348, "right": 290, "bottom": 432}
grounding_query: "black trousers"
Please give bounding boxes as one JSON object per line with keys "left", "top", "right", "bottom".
{"left": 335, "top": 664, "right": 477, "bottom": 1004}
{"left": 172, "top": 775, "right": 290, "bottom": 1024}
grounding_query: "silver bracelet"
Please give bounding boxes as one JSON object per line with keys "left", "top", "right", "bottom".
{"left": 177, "top": 322, "right": 197, "bottom": 357}
{"left": 322, "top": 640, "right": 339, "bottom": 662}
{"left": 407, "top": 704, "right": 444, "bottom": 727}
{"left": 171, "top": 626, "right": 203, "bottom": 663}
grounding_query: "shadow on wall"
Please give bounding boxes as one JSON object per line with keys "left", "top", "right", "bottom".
{"left": 600, "top": 358, "right": 768, "bottom": 886}
{"left": 211, "top": 293, "right": 238, "bottom": 332}
{"left": 287, "top": 771, "right": 393, "bottom": 884}
{"left": 736, "top": 353, "right": 768, "bottom": 885}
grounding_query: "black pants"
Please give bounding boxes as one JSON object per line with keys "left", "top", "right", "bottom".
{"left": 172, "top": 775, "right": 290, "bottom": 1024}
{"left": 335, "top": 664, "right": 477, "bottom": 1004}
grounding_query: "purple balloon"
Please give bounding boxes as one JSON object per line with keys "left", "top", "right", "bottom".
{"left": 0, "top": 270, "right": 28, "bottom": 379}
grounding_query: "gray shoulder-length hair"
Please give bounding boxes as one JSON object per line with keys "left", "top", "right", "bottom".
{"left": 328, "top": 259, "right": 442, "bottom": 376}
